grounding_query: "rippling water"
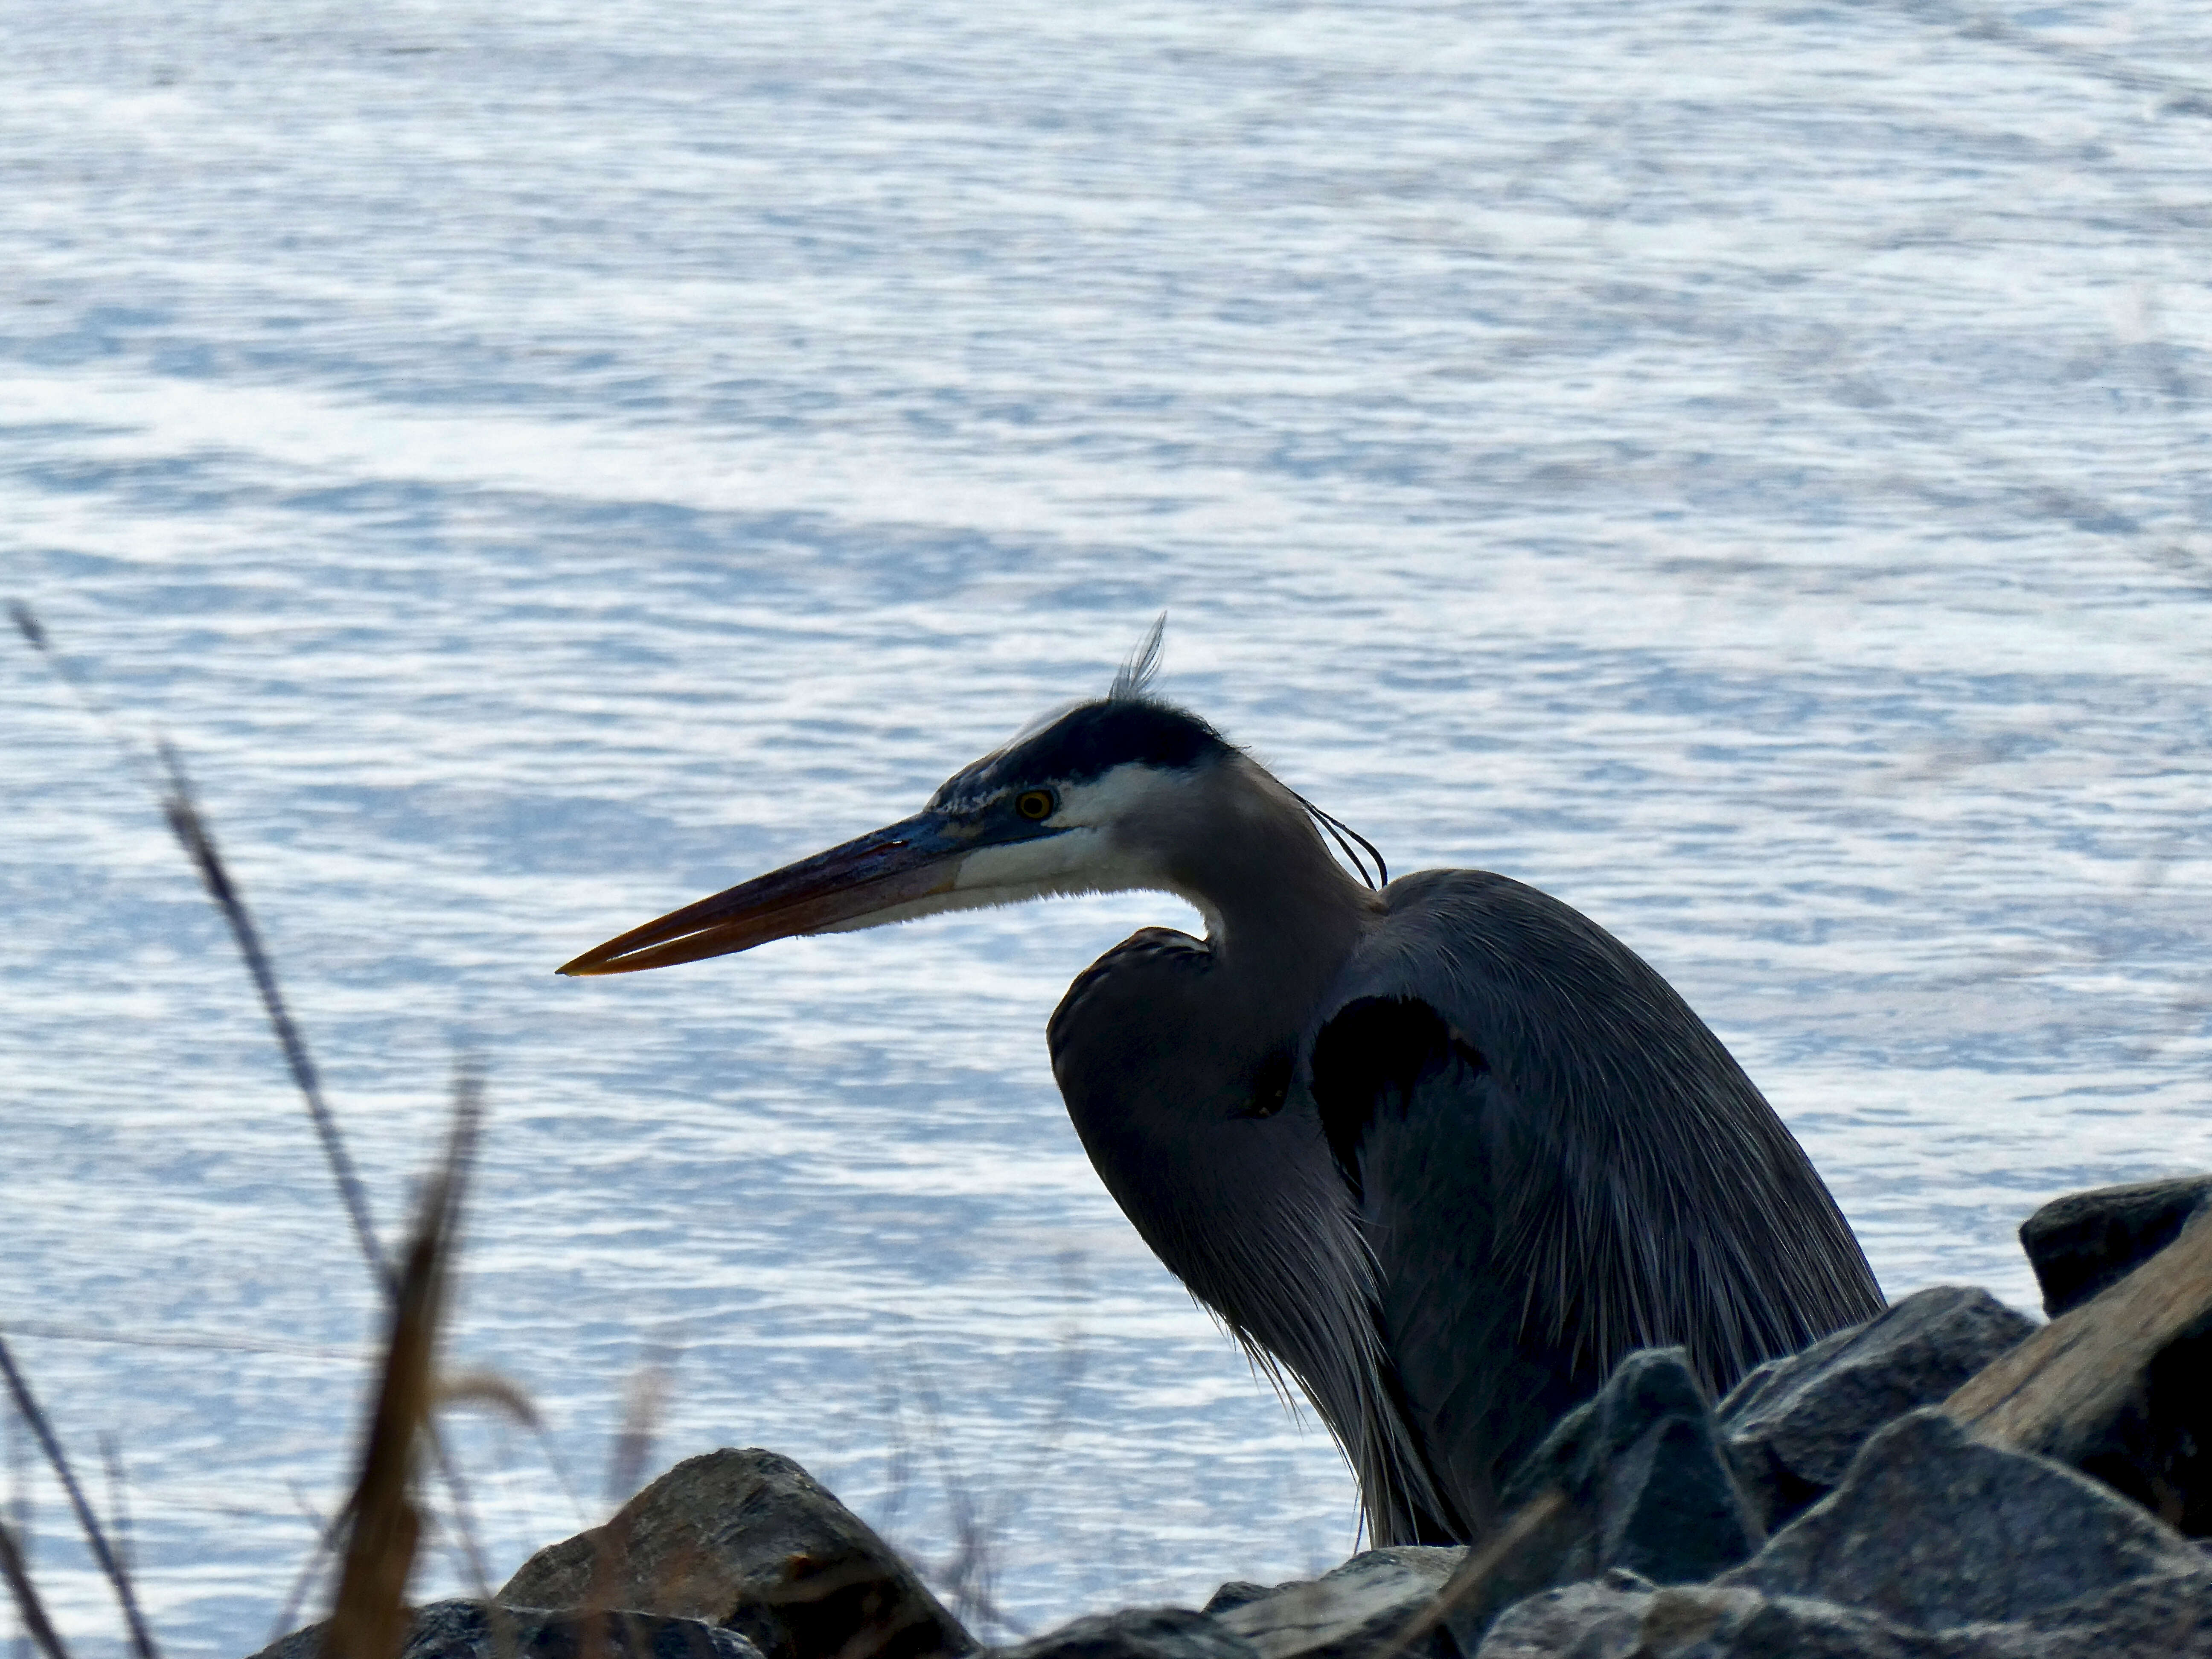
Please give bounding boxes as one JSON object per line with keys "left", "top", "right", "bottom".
{"left": 4, "top": 0, "right": 2210, "bottom": 1651}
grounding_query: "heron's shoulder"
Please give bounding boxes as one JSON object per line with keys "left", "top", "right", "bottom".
{"left": 1376, "top": 866, "right": 1597, "bottom": 925}
{"left": 1313, "top": 866, "right": 1729, "bottom": 1094}
{"left": 1353, "top": 867, "right": 1653, "bottom": 991}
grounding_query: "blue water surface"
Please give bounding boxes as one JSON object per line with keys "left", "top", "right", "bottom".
{"left": 3, "top": 0, "right": 2210, "bottom": 1652}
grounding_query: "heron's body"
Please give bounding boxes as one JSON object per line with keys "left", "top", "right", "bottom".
{"left": 562, "top": 647, "right": 1883, "bottom": 1544}
{"left": 1052, "top": 851, "right": 1879, "bottom": 1542}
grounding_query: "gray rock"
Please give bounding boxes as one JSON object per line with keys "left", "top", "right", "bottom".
{"left": 1721, "top": 1409, "right": 2201, "bottom": 1628}
{"left": 1215, "top": 1548, "right": 1463, "bottom": 1659}
{"left": 1469, "top": 1574, "right": 1653, "bottom": 1659}
{"left": 1199, "top": 1585, "right": 1275, "bottom": 1617}
{"left": 994, "top": 1608, "right": 1256, "bottom": 1659}
{"left": 1713, "top": 1326, "right": 1859, "bottom": 1429}
{"left": 497, "top": 1449, "right": 974, "bottom": 1659}
{"left": 1473, "top": 1577, "right": 1947, "bottom": 1659}
{"left": 2021, "top": 1176, "right": 2212, "bottom": 1318}
{"left": 1319, "top": 1549, "right": 1464, "bottom": 1589}
{"left": 247, "top": 1601, "right": 764, "bottom": 1659}
{"left": 1470, "top": 1416, "right": 2212, "bottom": 1659}
{"left": 1473, "top": 1569, "right": 2212, "bottom": 1657}
{"left": 1504, "top": 1347, "right": 1765, "bottom": 1586}
{"left": 2011, "top": 1567, "right": 2212, "bottom": 1656}
{"left": 1720, "top": 1287, "right": 2037, "bottom": 1527}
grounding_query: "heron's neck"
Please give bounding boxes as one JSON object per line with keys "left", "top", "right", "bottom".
{"left": 1171, "top": 760, "right": 1377, "bottom": 1035}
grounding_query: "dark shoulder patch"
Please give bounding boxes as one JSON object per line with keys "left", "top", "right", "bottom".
{"left": 936, "top": 698, "right": 1232, "bottom": 806}
{"left": 1047, "top": 926, "right": 1209, "bottom": 1062}
{"left": 1308, "top": 996, "right": 1488, "bottom": 1201}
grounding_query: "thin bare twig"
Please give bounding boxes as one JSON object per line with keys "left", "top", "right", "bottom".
{"left": 423, "top": 1419, "right": 493, "bottom": 1600}
{"left": 604, "top": 1356, "right": 671, "bottom": 1508}
{"left": 0, "top": 1336, "right": 160, "bottom": 1659}
{"left": 12, "top": 602, "right": 390, "bottom": 1291}
{"left": 9, "top": 1411, "right": 31, "bottom": 1659}
{"left": 15, "top": 608, "right": 524, "bottom": 1626}
{"left": 158, "top": 743, "right": 392, "bottom": 1292}
{"left": 99, "top": 1436, "right": 131, "bottom": 1588}
{"left": 267, "top": 1509, "right": 345, "bottom": 1653}
{"left": 0, "top": 1520, "right": 70, "bottom": 1659}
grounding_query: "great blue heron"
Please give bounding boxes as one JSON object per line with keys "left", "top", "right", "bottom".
{"left": 559, "top": 637, "right": 1883, "bottom": 1545}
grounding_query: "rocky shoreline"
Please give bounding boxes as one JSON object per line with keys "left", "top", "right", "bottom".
{"left": 255, "top": 1176, "right": 2212, "bottom": 1659}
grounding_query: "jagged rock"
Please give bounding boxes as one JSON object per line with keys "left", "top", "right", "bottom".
{"left": 2021, "top": 1176, "right": 2212, "bottom": 1317}
{"left": 1718, "top": 1286, "right": 2036, "bottom": 1528}
{"left": 995, "top": 1608, "right": 1257, "bottom": 1659}
{"left": 1213, "top": 1547, "right": 1462, "bottom": 1659}
{"left": 247, "top": 1601, "right": 765, "bottom": 1659}
{"left": 1509, "top": 1348, "right": 1763, "bottom": 1586}
{"left": 1425, "top": 1350, "right": 1758, "bottom": 1652}
{"left": 1475, "top": 1571, "right": 2212, "bottom": 1657}
{"left": 496, "top": 1450, "right": 974, "bottom": 1659}
{"left": 1199, "top": 1584, "right": 1274, "bottom": 1616}
{"left": 1721, "top": 1408, "right": 2203, "bottom": 1626}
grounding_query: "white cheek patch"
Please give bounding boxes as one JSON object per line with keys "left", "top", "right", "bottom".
{"left": 1049, "top": 763, "right": 1180, "bottom": 830}
{"left": 952, "top": 826, "right": 1150, "bottom": 894}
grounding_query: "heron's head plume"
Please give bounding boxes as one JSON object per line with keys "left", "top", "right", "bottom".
{"left": 557, "top": 625, "right": 1383, "bottom": 976}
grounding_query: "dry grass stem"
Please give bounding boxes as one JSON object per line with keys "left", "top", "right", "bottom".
{"left": 434, "top": 1373, "right": 541, "bottom": 1430}
{"left": 324, "top": 1072, "right": 483, "bottom": 1659}
{"left": 1372, "top": 1488, "right": 1571, "bottom": 1659}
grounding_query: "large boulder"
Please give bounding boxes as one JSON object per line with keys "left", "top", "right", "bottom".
{"left": 2020, "top": 1176, "right": 2212, "bottom": 1318}
{"left": 496, "top": 1450, "right": 973, "bottom": 1659}
{"left": 1958, "top": 1190, "right": 2212, "bottom": 1534}
{"left": 247, "top": 1601, "right": 765, "bottom": 1659}
{"left": 1717, "top": 1287, "right": 2036, "bottom": 1528}
{"left": 1473, "top": 1408, "right": 2212, "bottom": 1656}
{"left": 1479, "top": 1569, "right": 2212, "bottom": 1657}
{"left": 1721, "top": 1409, "right": 2200, "bottom": 1627}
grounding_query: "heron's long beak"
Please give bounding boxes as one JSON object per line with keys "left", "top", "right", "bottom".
{"left": 558, "top": 812, "right": 972, "bottom": 976}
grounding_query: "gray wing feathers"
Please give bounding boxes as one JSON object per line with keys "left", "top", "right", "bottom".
{"left": 1312, "top": 870, "right": 1882, "bottom": 1403}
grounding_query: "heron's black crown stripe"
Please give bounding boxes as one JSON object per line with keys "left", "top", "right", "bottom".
{"left": 935, "top": 697, "right": 1232, "bottom": 804}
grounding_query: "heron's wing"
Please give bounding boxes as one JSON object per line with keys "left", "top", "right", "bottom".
{"left": 1304, "top": 869, "right": 1881, "bottom": 1519}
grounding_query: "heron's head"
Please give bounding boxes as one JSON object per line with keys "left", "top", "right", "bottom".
{"left": 557, "top": 694, "right": 1249, "bottom": 976}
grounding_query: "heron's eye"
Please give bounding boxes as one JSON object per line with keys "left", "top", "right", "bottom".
{"left": 1015, "top": 789, "right": 1056, "bottom": 821}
